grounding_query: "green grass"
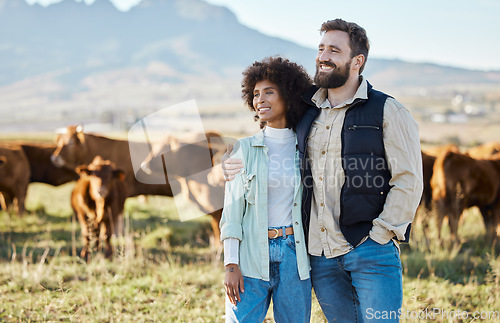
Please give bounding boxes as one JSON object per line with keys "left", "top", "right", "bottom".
{"left": 1, "top": 184, "right": 500, "bottom": 322}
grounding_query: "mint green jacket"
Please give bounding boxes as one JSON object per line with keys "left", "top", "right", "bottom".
{"left": 219, "top": 130, "right": 310, "bottom": 281}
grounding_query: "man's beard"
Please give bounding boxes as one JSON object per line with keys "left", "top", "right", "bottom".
{"left": 314, "top": 59, "right": 351, "bottom": 89}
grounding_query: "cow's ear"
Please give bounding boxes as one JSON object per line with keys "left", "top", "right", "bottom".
{"left": 113, "top": 170, "right": 126, "bottom": 181}
{"left": 75, "top": 165, "right": 91, "bottom": 177}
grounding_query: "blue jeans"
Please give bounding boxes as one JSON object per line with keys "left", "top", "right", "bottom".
{"left": 225, "top": 232, "right": 312, "bottom": 323}
{"left": 311, "top": 238, "right": 402, "bottom": 322}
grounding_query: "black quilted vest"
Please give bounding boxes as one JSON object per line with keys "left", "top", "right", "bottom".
{"left": 297, "top": 82, "right": 404, "bottom": 247}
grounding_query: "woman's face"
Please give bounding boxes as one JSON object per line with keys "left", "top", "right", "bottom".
{"left": 252, "top": 80, "right": 287, "bottom": 129}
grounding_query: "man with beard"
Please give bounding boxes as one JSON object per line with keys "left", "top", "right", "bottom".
{"left": 223, "top": 19, "right": 423, "bottom": 322}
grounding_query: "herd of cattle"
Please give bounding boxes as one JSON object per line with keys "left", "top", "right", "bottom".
{"left": 421, "top": 141, "right": 500, "bottom": 243}
{"left": 0, "top": 125, "right": 228, "bottom": 260}
{"left": 1, "top": 125, "right": 499, "bottom": 259}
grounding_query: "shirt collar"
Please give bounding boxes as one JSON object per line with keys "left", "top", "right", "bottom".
{"left": 250, "top": 129, "right": 266, "bottom": 147}
{"left": 312, "top": 76, "right": 368, "bottom": 109}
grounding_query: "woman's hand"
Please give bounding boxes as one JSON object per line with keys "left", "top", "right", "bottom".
{"left": 224, "top": 264, "right": 245, "bottom": 305}
{"left": 221, "top": 144, "right": 243, "bottom": 181}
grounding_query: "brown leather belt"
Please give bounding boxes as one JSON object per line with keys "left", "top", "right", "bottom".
{"left": 268, "top": 227, "right": 294, "bottom": 239}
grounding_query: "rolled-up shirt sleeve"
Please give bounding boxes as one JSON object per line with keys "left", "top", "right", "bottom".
{"left": 219, "top": 142, "right": 246, "bottom": 242}
{"left": 370, "top": 98, "right": 423, "bottom": 244}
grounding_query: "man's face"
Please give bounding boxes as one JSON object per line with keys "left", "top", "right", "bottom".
{"left": 314, "top": 30, "right": 353, "bottom": 89}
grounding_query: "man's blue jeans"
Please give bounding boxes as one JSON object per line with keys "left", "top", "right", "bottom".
{"left": 310, "top": 238, "right": 402, "bottom": 322}
{"left": 225, "top": 233, "right": 311, "bottom": 323}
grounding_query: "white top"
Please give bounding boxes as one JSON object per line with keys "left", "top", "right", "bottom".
{"left": 263, "top": 126, "right": 296, "bottom": 227}
{"left": 224, "top": 126, "right": 297, "bottom": 266}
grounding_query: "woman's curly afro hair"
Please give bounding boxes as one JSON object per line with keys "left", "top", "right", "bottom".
{"left": 241, "top": 56, "right": 312, "bottom": 130}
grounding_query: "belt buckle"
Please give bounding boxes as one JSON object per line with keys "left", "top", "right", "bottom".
{"left": 271, "top": 228, "right": 279, "bottom": 239}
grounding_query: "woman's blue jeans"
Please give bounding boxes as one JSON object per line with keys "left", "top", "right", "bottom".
{"left": 225, "top": 233, "right": 312, "bottom": 323}
{"left": 310, "top": 238, "right": 403, "bottom": 322}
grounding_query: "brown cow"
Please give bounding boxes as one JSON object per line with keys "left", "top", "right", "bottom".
{"left": 52, "top": 125, "right": 229, "bottom": 246}
{"left": 420, "top": 151, "right": 436, "bottom": 211}
{"left": 0, "top": 145, "right": 31, "bottom": 215}
{"left": 0, "top": 142, "right": 79, "bottom": 211}
{"left": 417, "top": 145, "right": 459, "bottom": 235}
{"left": 51, "top": 125, "right": 173, "bottom": 198}
{"left": 422, "top": 144, "right": 460, "bottom": 211}
{"left": 20, "top": 143, "right": 79, "bottom": 186}
{"left": 72, "top": 156, "right": 127, "bottom": 260}
{"left": 431, "top": 151, "right": 500, "bottom": 242}
{"left": 466, "top": 141, "right": 500, "bottom": 159}
{"left": 0, "top": 141, "right": 78, "bottom": 186}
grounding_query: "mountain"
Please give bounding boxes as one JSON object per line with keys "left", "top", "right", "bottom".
{"left": 0, "top": 0, "right": 317, "bottom": 87}
{"left": 0, "top": 0, "right": 499, "bottom": 133}
{"left": 2, "top": 0, "right": 500, "bottom": 89}
{"left": 365, "top": 58, "right": 500, "bottom": 89}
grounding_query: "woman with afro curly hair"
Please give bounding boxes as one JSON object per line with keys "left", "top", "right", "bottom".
{"left": 219, "top": 56, "right": 313, "bottom": 322}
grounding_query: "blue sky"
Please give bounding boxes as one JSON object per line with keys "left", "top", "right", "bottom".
{"left": 26, "top": 0, "right": 500, "bottom": 71}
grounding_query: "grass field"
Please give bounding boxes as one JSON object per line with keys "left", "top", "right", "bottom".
{"left": 1, "top": 183, "right": 500, "bottom": 322}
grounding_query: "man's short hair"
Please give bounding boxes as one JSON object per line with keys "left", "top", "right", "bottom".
{"left": 320, "top": 19, "right": 370, "bottom": 74}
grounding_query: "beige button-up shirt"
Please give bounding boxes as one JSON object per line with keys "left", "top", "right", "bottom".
{"left": 307, "top": 77, "right": 423, "bottom": 258}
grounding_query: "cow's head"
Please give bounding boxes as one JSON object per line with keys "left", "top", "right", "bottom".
{"left": 0, "top": 156, "right": 6, "bottom": 168}
{"left": 51, "top": 125, "right": 88, "bottom": 168}
{"left": 76, "top": 156, "right": 125, "bottom": 199}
